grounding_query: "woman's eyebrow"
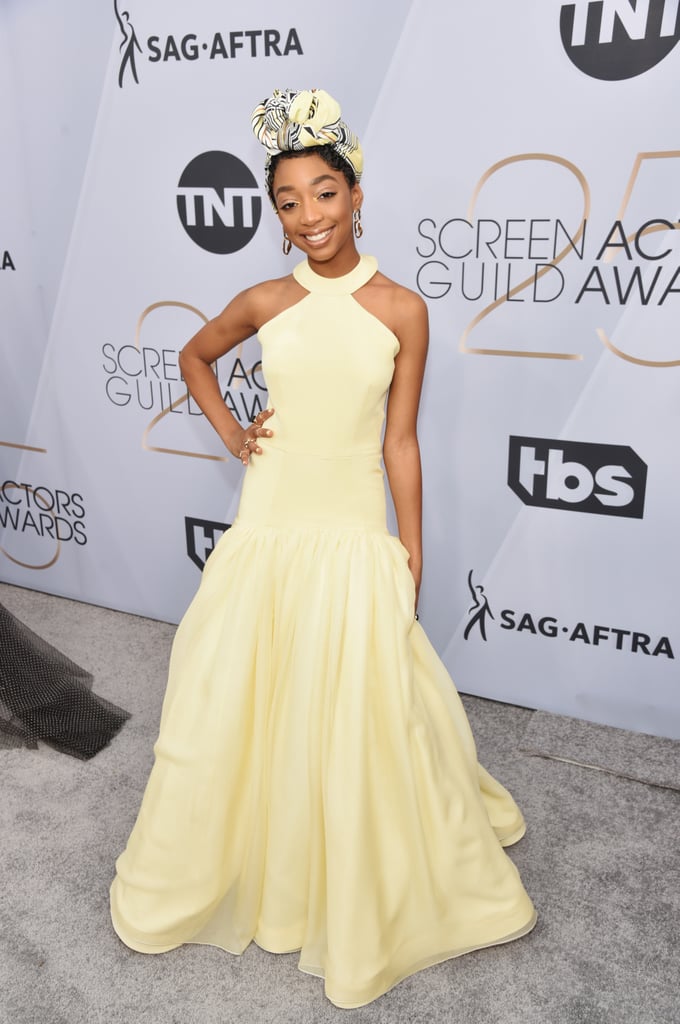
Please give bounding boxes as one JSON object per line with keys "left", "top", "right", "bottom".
{"left": 275, "top": 174, "right": 338, "bottom": 197}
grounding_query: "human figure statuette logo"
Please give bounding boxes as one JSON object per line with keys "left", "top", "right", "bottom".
{"left": 464, "top": 570, "right": 495, "bottom": 642}
{"left": 114, "top": 1, "right": 142, "bottom": 88}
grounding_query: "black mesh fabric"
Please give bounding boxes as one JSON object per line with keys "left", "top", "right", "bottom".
{"left": 0, "top": 602, "right": 130, "bottom": 759}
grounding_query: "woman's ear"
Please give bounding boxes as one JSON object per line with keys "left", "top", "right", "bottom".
{"left": 352, "top": 184, "right": 364, "bottom": 211}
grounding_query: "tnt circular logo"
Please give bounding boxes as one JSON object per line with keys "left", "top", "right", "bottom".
{"left": 177, "top": 151, "right": 262, "bottom": 254}
{"left": 560, "top": 0, "right": 680, "bottom": 80}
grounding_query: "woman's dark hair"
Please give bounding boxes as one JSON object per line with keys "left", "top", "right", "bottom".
{"left": 266, "top": 145, "right": 357, "bottom": 207}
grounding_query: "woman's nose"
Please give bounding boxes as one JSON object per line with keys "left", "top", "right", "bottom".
{"left": 299, "top": 199, "right": 322, "bottom": 225}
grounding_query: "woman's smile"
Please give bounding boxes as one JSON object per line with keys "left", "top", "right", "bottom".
{"left": 301, "top": 226, "right": 334, "bottom": 245}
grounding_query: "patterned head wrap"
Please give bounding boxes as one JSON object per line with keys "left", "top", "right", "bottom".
{"left": 251, "top": 88, "right": 363, "bottom": 202}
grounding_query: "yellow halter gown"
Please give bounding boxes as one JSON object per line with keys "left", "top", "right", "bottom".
{"left": 110, "top": 253, "right": 536, "bottom": 1008}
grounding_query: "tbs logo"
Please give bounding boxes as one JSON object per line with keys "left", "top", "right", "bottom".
{"left": 185, "top": 516, "right": 230, "bottom": 570}
{"left": 560, "top": 0, "right": 680, "bottom": 80}
{"left": 507, "top": 437, "right": 647, "bottom": 518}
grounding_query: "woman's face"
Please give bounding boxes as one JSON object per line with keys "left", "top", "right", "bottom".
{"left": 272, "top": 152, "right": 363, "bottom": 267}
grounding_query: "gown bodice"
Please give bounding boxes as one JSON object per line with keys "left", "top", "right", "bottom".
{"left": 257, "top": 254, "right": 399, "bottom": 458}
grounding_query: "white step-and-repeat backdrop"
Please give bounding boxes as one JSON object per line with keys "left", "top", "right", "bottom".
{"left": 2, "top": 0, "right": 679, "bottom": 738}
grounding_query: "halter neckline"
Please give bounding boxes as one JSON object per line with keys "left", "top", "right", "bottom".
{"left": 293, "top": 254, "right": 378, "bottom": 295}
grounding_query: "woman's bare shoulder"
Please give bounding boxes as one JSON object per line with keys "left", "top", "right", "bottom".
{"left": 234, "top": 273, "right": 307, "bottom": 329}
{"left": 372, "top": 271, "right": 427, "bottom": 313}
{"left": 362, "top": 269, "right": 428, "bottom": 337}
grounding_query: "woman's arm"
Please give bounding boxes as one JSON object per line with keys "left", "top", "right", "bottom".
{"left": 178, "top": 285, "right": 274, "bottom": 460}
{"left": 383, "top": 290, "right": 429, "bottom": 607}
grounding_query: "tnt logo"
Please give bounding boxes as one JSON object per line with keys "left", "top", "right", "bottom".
{"left": 185, "top": 516, "right": 230, "bottom": 570}
{"left": 177, "top": 151, "right": 262, "bottom": 254}
{"left": 560, "top": 0, "right": 680, "bottom": 79}
{"left": 507, "top": 437, "right": 647, "bottom": 518}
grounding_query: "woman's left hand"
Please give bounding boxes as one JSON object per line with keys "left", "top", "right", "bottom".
{"left": 237, "top": 407, "right": 275, "bottom": 465}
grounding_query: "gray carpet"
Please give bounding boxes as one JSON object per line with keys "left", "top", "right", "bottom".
{"left": 520, "top": 711, "right": 680, "bottom": 792}
{"left": 1, "top": 581, "right": 678, "bottom": 1024}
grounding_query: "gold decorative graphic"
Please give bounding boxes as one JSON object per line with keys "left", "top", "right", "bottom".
{"left": 596, "top": 150, "right": 680, "bottom": 366}
{"left": 0, "top": 483, "right": 61, "bottom": 570}
{"left": 597, "top": 328, "right": 680, "bottom": 368}
{"left": 460, "top": 153, "right": 590, "bottom": 360}
{"left": 0, "top": 440, "right": 48, "bottom": 453}
{"left": 604, "top": 150, "right": 680, "bottom": 263}
{"left": 134, "top": 300, "right": 261, "bottom": 461}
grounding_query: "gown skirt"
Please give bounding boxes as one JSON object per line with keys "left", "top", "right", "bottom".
{"left": 110, "top": 255, "right": 536, "bottom": 1008}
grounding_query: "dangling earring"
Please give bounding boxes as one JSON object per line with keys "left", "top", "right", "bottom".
{"left": 353, "top": 209, "right": 363, "bottom": 239}
{"left": 282, "top": 232, "right": 292, "bottom": 256}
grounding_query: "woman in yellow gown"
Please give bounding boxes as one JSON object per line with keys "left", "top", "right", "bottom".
{"left": 110, "top": 88, "right": 536, "bottom": 1008}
